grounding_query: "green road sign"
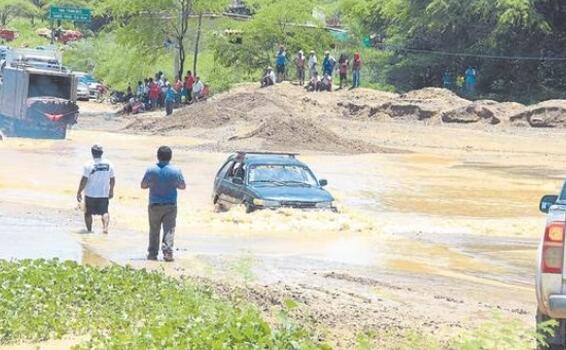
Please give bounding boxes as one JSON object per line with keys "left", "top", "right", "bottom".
{"left": 49, "top": 7, "right": 91, "bottom": 22}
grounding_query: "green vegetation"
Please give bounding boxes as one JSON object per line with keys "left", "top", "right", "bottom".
{"left": 358, "top": 314, "right": 557, "bottom": 350}
{"left": 2, "top": 0, "right": 566, "bottom": 101}
{"left": 339, "top": 0, "right": 566, "bottom": 102}
{"left": 0, "top": 259, "right": 326, "bottom": 349}
{"left": 0, "top": 259, "right": 559, "bottom": 349}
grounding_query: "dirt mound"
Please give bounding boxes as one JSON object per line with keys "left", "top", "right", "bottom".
{"left": 337, "top": 87, "right": 469, "bottom": 121}
{"left": 509, "top": 100, "right": 566, "bottom": 128}
{"left": 401, "top": 87, "right": 467, "bottom": 102}
{"left": 228, "top": 116, "right": 387, "bottom": 154}
{"left": 441, "top": 102, "right": 501, "bottom": 125}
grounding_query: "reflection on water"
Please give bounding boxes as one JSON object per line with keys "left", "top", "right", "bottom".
{"left": 0, "top": 215, "right": 82, "bottom": 261}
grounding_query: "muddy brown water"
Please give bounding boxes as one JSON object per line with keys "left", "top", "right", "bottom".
{"left": 1, "top": 121, "right": 562, "bottom": 347}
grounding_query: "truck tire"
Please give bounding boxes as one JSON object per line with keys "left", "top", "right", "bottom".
{"left": 13, "top": 120, "right": 67, "bottom": 140}
{"left": 537, "top": 310, "right": 565, "bottom": 350}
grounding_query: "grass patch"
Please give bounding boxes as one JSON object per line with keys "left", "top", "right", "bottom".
{"left": 358, "top": 313, "right": 556, "bottom": 350}
{"left": 0, "top": 259, "right": 327, "bottom": 349}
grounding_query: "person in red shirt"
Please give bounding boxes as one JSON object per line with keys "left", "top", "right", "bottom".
{"left": 352, "top": 52, "right": 362, "bottom": 89}
{"left": 338, "top": 54, "right": 349, "bottom": 89}
{"left": 184, "top": 70, "right": 194, "bottom": 103}
{"left": 148, "top": 78, "right": 161, "bottom": 110}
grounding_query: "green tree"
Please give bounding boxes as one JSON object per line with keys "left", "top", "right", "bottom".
{"left": 340, "top": 0, "right": 566, "bottom": 102}
{"left": 0, "top": 0, "right": 38, "bottom": 26}
{"left": 191, "top": 0, "right": 228, "bottom": 76}
{"left": 98, "top": 0, "right": 228, "bottom": 81}
{"left": 212, "top": 0, "right": 333, "bottom": 76}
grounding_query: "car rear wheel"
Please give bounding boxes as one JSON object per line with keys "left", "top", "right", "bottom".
{"left": 537, "top": 310, "right": 565, "bottom": 350}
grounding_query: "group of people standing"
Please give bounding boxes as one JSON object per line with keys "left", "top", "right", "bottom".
{"left": 261, "top": 45, "right": 363, "bottom": 91}
{"left": 77, "top": 144, "right": 186, "bottom": 262}
{"left": 123, "top": 71, "right": 208, "bottom": 116}
{"left": 442, "top": 66, "right": 478, "bottom": 97}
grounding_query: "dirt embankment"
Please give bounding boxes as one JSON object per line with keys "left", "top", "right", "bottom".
{"left": 122, "top": 83, "right": 566, "bottom": 153}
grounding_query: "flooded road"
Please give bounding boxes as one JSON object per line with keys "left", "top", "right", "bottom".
{"left": 1, "top": 119, "right": 563, "bottom": 346}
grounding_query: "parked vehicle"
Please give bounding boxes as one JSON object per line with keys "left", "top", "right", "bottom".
{"left": 75, "top": 72, "right": 101, "bottom": 99}
{"left": 537, "top": 187, "right": 566, "bottom": 349}
{"left": 0, "top": 50, "right": 78, "bottom": 139}
{"left": 212, "top": 152, "right": 336, "bottom": 213}
{"left": 0, "top": 28, "right": 17, "bottom": 42}
{"left": 77, "top": 82, "right": 90, "bottom": 101}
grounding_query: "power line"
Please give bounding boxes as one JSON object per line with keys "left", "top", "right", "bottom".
{"left": 376, "top": 43, "right": 566, "bottom": 61}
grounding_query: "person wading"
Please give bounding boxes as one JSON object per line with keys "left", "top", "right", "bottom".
{"left": 76, "top": 145, "right": 115, "bottom": 234}
{"left": 141, "top": 146, "right": 186, "bottom": 262}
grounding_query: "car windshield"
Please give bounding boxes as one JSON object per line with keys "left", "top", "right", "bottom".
{"left": 249, "top": 164, "right": 318, "bottom": 186}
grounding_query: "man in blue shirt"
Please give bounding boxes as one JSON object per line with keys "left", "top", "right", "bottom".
{"left": 464, "top": 66, "right": 477, "bottom": 96}
{"left": 164, "top": 83, "right": 176, "bottom": 116}
{"left": 275, "top": 45, "right": 287, "bottom": 83}
{"left": 141, "top": 146, "right": 186, "bottom": 262}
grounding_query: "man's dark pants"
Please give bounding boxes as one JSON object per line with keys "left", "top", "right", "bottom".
{"left": 165, "top": 100, "right": 174, "bottom": 115}
{"left": 148, "top": 204, "right": 177, "bottom": 257}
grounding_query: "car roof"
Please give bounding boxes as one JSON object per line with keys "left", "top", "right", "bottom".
{"left": 229, "top": 152, "right": 307, "bottom": 167}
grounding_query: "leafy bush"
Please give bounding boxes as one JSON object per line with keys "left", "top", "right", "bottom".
{"left": 0, "top": 259, "right": 326, "bottom": 349}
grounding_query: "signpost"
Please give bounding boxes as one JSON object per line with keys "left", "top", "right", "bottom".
{"left": 48, "top": 7, "right": 92, "bottom": 44}
{"left": 48, "top": 7, "right": 92, "bottom": 22}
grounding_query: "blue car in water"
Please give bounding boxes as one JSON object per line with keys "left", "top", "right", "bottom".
{"left": 213, "top": 152, "right": 336, "bottom": 213}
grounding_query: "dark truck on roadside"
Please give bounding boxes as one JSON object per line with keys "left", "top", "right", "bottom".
{"left": 0, "top": 49, "right": 78, "bottom": 139}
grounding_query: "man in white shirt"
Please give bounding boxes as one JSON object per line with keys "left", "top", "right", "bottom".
{"left": 308, "top": 50, "right": 318, "bottom": 79}
{"left": 76, "top": 144, "right": 115, "bottom": 233}
{"left": 192, "top": 76, "right": 204, "bottom": 101}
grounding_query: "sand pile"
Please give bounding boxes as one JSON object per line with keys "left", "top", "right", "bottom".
{"left": 121, "top": 82, "right": 566, "bottom": 153}
{"left": 228, "top": 116, "right": 386, "bottom": 154}
{"left": 337, "top": 87, "right": 470, "bottom": 121}
{"left": 441, "top": 102, "right": 501, "bottom": 125}
{"left": 510, "top": 100, "right": 566, "bottom": 128}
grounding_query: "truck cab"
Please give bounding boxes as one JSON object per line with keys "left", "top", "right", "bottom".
{"left": 0, "top": 48, "right": 78, "bottom": 139}
{"left": 537, "top": 183, "right": 566, "bottom": 349}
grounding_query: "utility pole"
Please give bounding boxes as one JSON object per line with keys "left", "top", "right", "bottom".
{"left": 193, "top": 12, "right": 203, "bottom": 76}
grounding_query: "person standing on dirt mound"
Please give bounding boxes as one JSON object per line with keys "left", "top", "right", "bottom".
{"left": 464, "top": 66, "right": 477, "bottom": 97}
{"left": 141, "top": 146, "right": 186, "bottom": 262}
{"left": 164, "top": 83, "right": 176, "bottom": 116}
{"left": 76, "top": 145, "right": 115, "bottom": 234}
{"left": 322, "top": 51, "right": 336, "bottom": 77}
{"left": 308, "top": 50, "right": 318, "bottom": 79}
{"left": 275, "top": 45, "right": 288, "bottom": 83}
{"left": 184, "top": 71, "right": 194, "bottom": 103}
{"left": 352, "top": 52, "right": 362, "bottom": 89}
{"left": 295, "top": 50, "right": 306, "bottom": 86}
{"left": 338, "top": 54, "right": 349, "bottom": 89}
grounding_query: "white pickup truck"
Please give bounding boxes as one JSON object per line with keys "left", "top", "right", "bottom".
{"left": 537, "top": 191, "right": 566, "bottom": 349}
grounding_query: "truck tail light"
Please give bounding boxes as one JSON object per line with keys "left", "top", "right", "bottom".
{"left": 542, "top": 222, "right": 565, "bottom": 274}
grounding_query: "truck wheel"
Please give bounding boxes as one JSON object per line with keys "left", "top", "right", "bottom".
{"left": 537, "top": 310, "right": 564, "bottom": 350}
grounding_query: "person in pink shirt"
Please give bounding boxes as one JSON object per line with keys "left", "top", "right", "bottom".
{"left": 184, "top": 70, "right": 194, "bottom": 103}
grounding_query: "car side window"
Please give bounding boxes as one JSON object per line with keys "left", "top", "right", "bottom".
{"left": 218, "top": 161, "right": 234, "bottom": 180}
{"left": 228, "top": 161, "right": 246, "bottom": 180}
